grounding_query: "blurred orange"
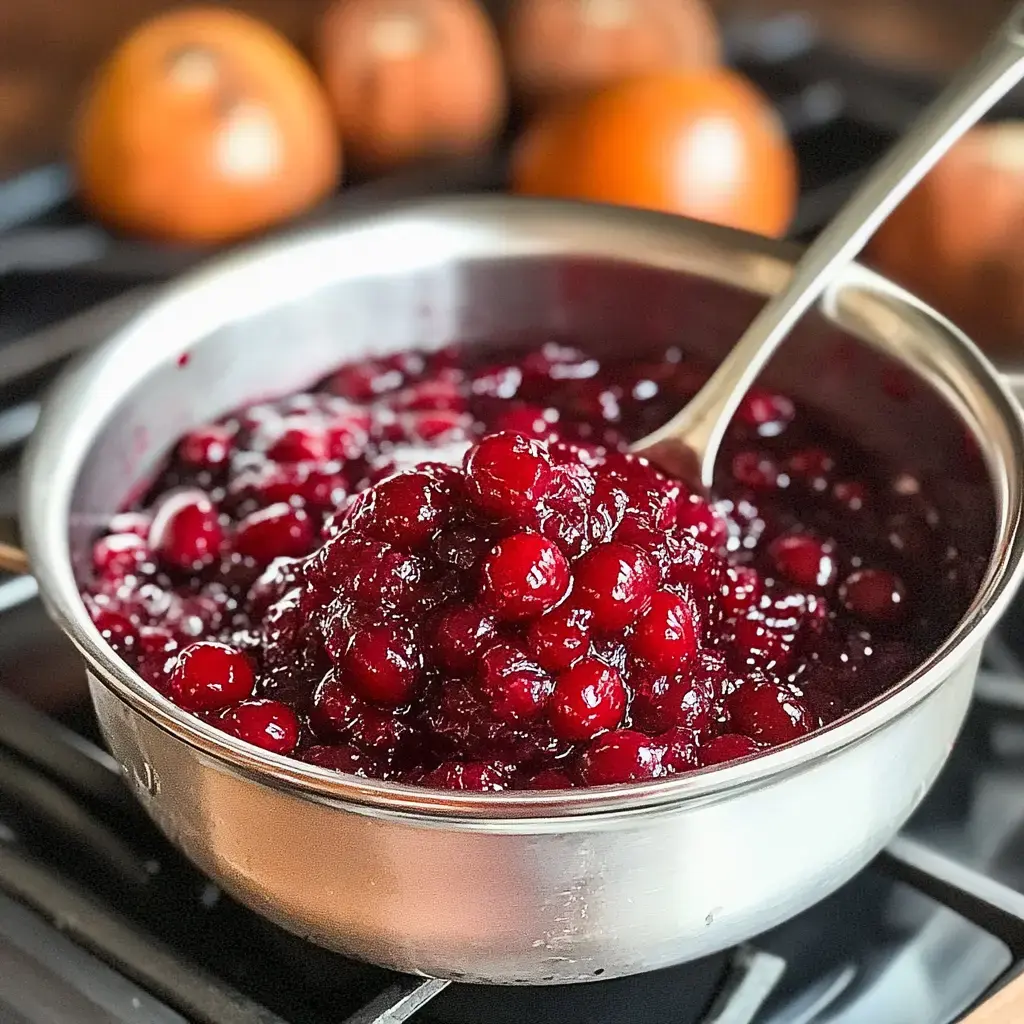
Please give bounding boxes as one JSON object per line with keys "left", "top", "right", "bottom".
{"left": 74, "top": 6, "right": 340, "bottom": 243}
{"left": 869, "top": 122, "right": 1024, "bottom": 359}
{"left": 512, "top": 69, "right": 798, "bottom": 238}
{"left": 317, "top": 0, "right": 507, "bottom": 175}
{"left": 505, "top": 0, "right": 721, "bottom": 110}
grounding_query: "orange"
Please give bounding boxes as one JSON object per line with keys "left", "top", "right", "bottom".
{"left": 512, "top": 69, "right": 798, "bottom": 238}
{"left": 74, "top": 7, "right": 340, "bottom": 244}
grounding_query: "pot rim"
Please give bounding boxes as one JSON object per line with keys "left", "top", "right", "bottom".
{"left": 20, "top": 196, "right": 1024, "bottom": 822}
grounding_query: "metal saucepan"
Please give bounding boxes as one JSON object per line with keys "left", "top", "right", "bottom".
{"left": 14, "top": 197, "right": 1024, "bottom": 985}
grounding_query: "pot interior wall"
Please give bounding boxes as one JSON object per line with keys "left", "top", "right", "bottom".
{"left": 64, "top": 247, "right": 996, "bottom": 582}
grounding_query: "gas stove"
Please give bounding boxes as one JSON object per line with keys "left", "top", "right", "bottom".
{"left": 3, "top": 13, "right": 1024, "bottom": 1023}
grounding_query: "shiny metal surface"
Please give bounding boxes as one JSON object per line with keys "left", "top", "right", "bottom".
{"left": 18, "top": 198, "right": 1024, "bottom": 983}
{"left": 635, "top": 0, "right": 1024, "bottom": 490}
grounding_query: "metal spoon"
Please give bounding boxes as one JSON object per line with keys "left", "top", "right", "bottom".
{"left": 633, "top": 3, "right": 1024, "bottom": 491}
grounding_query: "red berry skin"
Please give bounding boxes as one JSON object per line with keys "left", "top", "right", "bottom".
{"left": 526, "top": 603, "right": 594, "bottom": 672}
{"left": 676, "top": 497, "right": 730, "bottom": 548}
{"left": 477, "top": 643, "right": 555, "bottom": 723}
{"left": 150, "top": 489, "right": 224, "bottom": 571}
{"left": 479, "top": 533, "right": 571, "bottom": 622}
{"left": 345, "top": 471, "right": 451, "bottom": 548}
{"left": 630, "top": 673, "right": 712, "bottom": 737}
{"left": 342, "top": 623, "right": 422, "bottom": 706}
{"left": 629, "top": 590, "right": 697, "bottom": 674}
{"left": 233, "top": 503, "right": 314, "bottom": 565}
{"left": 719, "top": 565, "right": 763, "bottom": 619}
{"left": 737, "top": 389, "right": 794, "bottom": 434}
{"left": 433, "top": 605, "right": 498, "bottom": 674}
{"left": 421, "top": 761, "right": 508, "bottom": 791}
{"left": 525, "top": 769, "right": 574, "bottom": 789}
{"left": 701, "top": 733, "right": 761, "bottom": 766}
{"left": 731, "top": 615, "right": 795, "bottom": 672}
{"left": 88, "top": 603, "right": 138, "bottom": 652}
{"left": 464, "top": 432, "right": 554, "bottom": 519}
{"left": 178, "top": 424, "right": 235, "bottom": 471}
{"left": 578, "top": 730, "right": 664, "bottom": 786}
{"left": 731, "top": 451, "right": 779, "bottom": 490}
{"left": 659, "top": 726, "right": 701, "bottom": 773}
{"left": 768, "top": 533, "right": 838, "bottom": 589}
{"left": 169, "top": 641, "right": 255, "bottom": 711}
{"left": 727, "top": 680, "right": 814, "bottom": 745}
{"left": 214, "top": 698, "right": 299, "bottom": 755}
{"left": 92, "top": 533, "right": 150, "bottom": 579}
{"left": 549, "top": 658, "right": 626, "bottom": 742}
{"left": 839, "top": 570, "right": 908, "bottom": 624}
{"left": 574, "top": 542, "right": 658, "bottom": 633}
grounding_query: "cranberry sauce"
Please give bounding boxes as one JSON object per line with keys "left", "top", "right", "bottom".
{"left": 79, "top": 342, "right": 981, "bottom": 790}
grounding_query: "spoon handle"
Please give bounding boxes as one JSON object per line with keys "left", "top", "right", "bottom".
{"left": 638, "top": 3, "right": 1024, "bottom": 490}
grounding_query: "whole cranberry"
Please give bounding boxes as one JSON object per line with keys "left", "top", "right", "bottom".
{"left": 737, "top": 389, "right": 794, "bottom": 434}
{"left": 92, "top": 533, "right": 150, "bottom": 579}
{"left": 345, "top": 471, "right": 452, "bottom": 548}
{"left": 631, "top": 672, "right": 712, "bottom": 736}
{"left": 464, "top": 433, "right": 554, "bottom": 520}
{"left": 578, "top": 730, "right": 664, "bottom": 786}
{"left": 433, "top": 605, "right": 499, "bottom": 673}
{"left": 265, "top": 421, "right": 330, "bottom": 463}
{"left": 549, "top": 658, "right": 626, "bottom": 742}
{"left": 727, "top": 680, "right": 813, "bottom": 745}
{"left": 676, "top": 497, "right": 729, "bottom": 548}
{"left": 731, "top": 451, "right": 779, "bottom": 490}
{"left": 479, "top": 533, "right": 570, "bottom": 621}
{"left": 839, "top": 569, "right": 908, "bottom": 624}
{"left": 574, "top": 542, "right": 657, "bottom": 632}
{"left": 168, "top": 642, "right": 254, "bottom": 711}
{"left": 421, "top": 761, "right": 508, "bottom": 791}
{"left": 719, "top": 565, "right": 763, "bottom": 619}
{"left": 134, "top": 627, "right": 179, "bottom": 691}
{"left": 731, "top": 615, "right": 794, "bottom": 671}
{"left": 342, "top": 623, "right": 422, "bottom": 706}
{"left": 324, "top": 410, "right": 373, "bottom": 461}
{"left": 701, "top": 734, "right": 761, "bottom": 766}
{"left": 526, "top": 603, "right": 594, "bottom": 672}
{"left": 233, "top": 503, "right": 314, "bottom": 565}
{"left": 300, "top": 743, "right": 382, "bottom": 778}
{"left": 150, "top": 489, "right": 224, "bottom": 571}
{"left": 768, "top": 533, "right": 838, "bottom": 589}
{"left": 786, "top": 448, "right": 834, "bottom": 491}
{"left": 630, "top": 590, "right": 697, "bottom": 673}
{"left": 214, "top": 699, "right": 299, "bottom": 755}
{"left": 477, "top": 643, "right": 555, "bottom": 723}
{"left": 492, "top": 404, "right": 557, "bottom": 438}
{"left": 88, "top": 603, "right": 137, "bottom": 651}
{"left": 659, "top": 726, "right": 701, "bottom": 773}
{"left": 178, "top": 424, "right": 235, "bottom": 471}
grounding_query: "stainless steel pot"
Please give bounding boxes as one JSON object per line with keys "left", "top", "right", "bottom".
{"left": 17, "top": 197, "right": 1024, "bottom": 985}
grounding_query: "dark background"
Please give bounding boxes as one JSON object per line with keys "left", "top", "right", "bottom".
{"left": 0, "top": 0, "right": 1015, "bottom": 179}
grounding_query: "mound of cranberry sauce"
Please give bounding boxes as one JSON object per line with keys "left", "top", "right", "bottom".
{"left": 80, "top": 341, "right": 980, "bottom": 791}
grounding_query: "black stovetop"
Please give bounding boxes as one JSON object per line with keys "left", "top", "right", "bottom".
{"left": 3, "top": 12, "right": 1024, "bottom": 1024}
